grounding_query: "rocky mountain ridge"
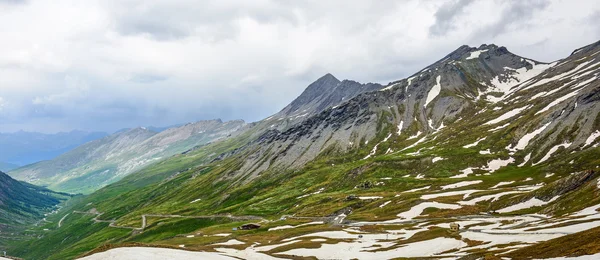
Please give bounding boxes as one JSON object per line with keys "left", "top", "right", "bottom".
{"left": 6, "top": 40, "right": 600, "bottom": 260}
{"left": 8, "top": 119, "right": 246, "bottom": 194}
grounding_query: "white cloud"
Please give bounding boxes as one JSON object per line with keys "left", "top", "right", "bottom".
{"left": 0, "top": 0, "right": 598, "bottom": 132}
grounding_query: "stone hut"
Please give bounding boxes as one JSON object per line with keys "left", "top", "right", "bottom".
{"left": 449, "top": 223, "right": 460, "bottom": 232}
{"left": 238, "top": 223, "right": 261, "bottom": 230}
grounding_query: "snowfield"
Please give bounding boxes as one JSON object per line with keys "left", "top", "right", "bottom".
{"left": 78, "top": 247, "right": 240, "bottom": 260}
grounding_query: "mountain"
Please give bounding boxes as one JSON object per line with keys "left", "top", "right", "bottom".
{"left": 0, "top": 161, "right": 19, "bottom": 172}
{"left": 8, "top": 41, "right": 600, "bottom": 260}
{"left": 264, "top": 73, "right": 385, "bottom": 130}
{"left": 0, "top": 171, "right": 69, "bottom": 251}
{"left": 0, "top": 130, "right": 107, "bottom": 167}
{"left": 8, "top": 119, "right": 246, "bottom": 194}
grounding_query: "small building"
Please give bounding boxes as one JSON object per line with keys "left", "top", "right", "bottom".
{"left": 449, "top": 223, "right": 460, "bottom": 232}
{"left": 238, "top": 223, "right": 261, "bottom": 230}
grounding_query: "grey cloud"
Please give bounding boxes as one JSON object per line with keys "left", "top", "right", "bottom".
{"left": 587, "top": 11, "right": 600, "bottom": 37}
{"left": 129, "top": 73, "right": 169, "bottom": 84}
{"left": 0, "top": 0, "right": 27, "bottom": 4}
{"left": 471, "top": 0, "right": 551, "bottom": 39}
{"left": 429, "top": 0, "right": 475, "bottom": 36}
{"left": 0, "top": 0, "right": 598, "bottom": 133}
{"left": 112, "top": 1, "right": 300, "bottom": 42}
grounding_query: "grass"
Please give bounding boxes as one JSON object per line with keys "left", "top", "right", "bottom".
{"left": 7, "top": 100, "right": 600, "bottom": 259}
{"left": 505, "top": 226, "right": 600, "bottom": 259}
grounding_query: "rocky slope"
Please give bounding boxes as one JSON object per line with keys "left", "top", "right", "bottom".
{"left": 8, "top": 119, "right": 246, "bottom": 194}
{"left": 7, "top": 40, "right": 600, "bottom": 260}
{"left": 224, "top": 42, "right": 599, "bottom": 182}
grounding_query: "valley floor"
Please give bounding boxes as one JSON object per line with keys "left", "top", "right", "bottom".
{"left": 76, "top": 202, "right": 600, "bottom": 260}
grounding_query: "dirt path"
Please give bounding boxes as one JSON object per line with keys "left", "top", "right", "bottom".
{"left": 72, "top": 211, "right": 265, "bottom": 231}
{"left": 58, "top": 213, "right": 70, "bottom": 228}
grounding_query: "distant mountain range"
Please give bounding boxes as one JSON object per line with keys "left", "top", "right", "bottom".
{"left": 6, "top": 40, "right": 600, "bottom": 260}
{"left": 8, "top": 120, "right": 246, "bottom": 194}
{"left": 0, "top": 130, "right": 108, "bottom": 170}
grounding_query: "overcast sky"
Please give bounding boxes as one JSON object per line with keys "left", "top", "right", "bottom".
{"left": 0, "top": 0, "right": 598, "bottom": 133}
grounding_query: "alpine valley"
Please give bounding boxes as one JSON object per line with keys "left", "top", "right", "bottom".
{"left": 3, "top": 40, "right": 600, "bottom": 260}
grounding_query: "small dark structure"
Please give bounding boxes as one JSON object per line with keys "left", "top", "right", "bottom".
{"left": 449, "top": 223, "right": 460, "bottom": 233}
{"left": 238, "top": 223, "right": 261, "bottom": 230}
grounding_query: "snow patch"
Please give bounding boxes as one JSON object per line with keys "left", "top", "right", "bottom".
{"left": 535, "top": 90, "right": 581, "bottom": 115}
{"left": 511, "top": 122, "right": 552, "bottom": 151}
{"left": 432, "top": 157, "right": 445, "bottom": 163}
{"left": 466, "top": 49, "right": 488, "bottom": 60}
{"left": 518, "top": 153, "right": 532, "bottom": 167}
{"left": 424, "top": 75, "right": 442, "bottom": 107}
{"left": 497, "top": 196, "right": 560, "bottom": 213}
{"left": 533, "top": 142, "right": 572, "bottom": 165}
{"left": 491, "top": 181, "right": 515, "bottom": 188}
{"left": 484, "top": 106, "right": 530, "bottom": 125}
{"left": 584, "top": 130, "right": 600, "bottom": 147}
{"left": 488, "top": 123, "right": 510, "bottom": 132}
{"left": 397, "top": 202, "right": 461, "bottom": 220}
{"left": 452, "top": 167, "right": 476, "bottom": 178}
{"left": 463, "top": 137, "right": 486, "bottom": 148}
{"left": 483, "top": 157, "right": 515, "bottom": 172}
{"left": 441, "top": 180, "right": 483, "bottom": 190}
{"left": 397, "top": 121, "right": 404, "bottom": 135}
{"left": 379, "top": 201, "right": 391, "bottom": 208}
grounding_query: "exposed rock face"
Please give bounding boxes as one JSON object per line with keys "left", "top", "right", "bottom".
{"left": 266, "top": 73, "right": 385, "bottom": 129}
{"left": 222, "top": 41, "right": 600, "bottom": 182}
{"left": 9, "top": 119, "right": 246, "bottom": 193}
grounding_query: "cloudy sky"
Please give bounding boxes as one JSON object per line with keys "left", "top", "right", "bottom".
{"left": 0, "top": 0, "right": 598, "bottom": 133}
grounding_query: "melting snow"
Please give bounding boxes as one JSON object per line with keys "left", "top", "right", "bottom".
{"left": 424, "top": 75, "right": 442, "bottom": 107}
{"left": 466, "top": 49, "right": 488, "bottom": 60}
{"left": 78, "top": 247, "right": 243, "bottom": 260}
{"left": 518, "top": 153, "right": 532, "bottom": 167}
{"left": 359, "top": 196, "right": 383, "bottom": 200}
{"left": 432, "top": 157, "right": 445, "bottom": 163}
{"left": 397, "top": 121, "right": 403, "bottom": 135}
{"left": 214, "top": 239, "right": 246, "bottom": 246}
{"left": 407, "top": 131, "right": 422, "bottom": 140}
{"left": 441, "top": 180, "right": 483, "bottom": 190}
{"left": 483, "top": 157, "right": 515, "bottom": 172}
{"left": 459, "top": 191, "right": 524, "bottom": 205}
{"left": 535, "top": 90, "right": 581, "bottom": 115}
{"left": 484, "top": 106, "right": 530, "bottom": 125}
{"left": 511, "top": 122, "right": 552, "bottom": 151}
{"left": 488, "top": 123, "right": 510, "bottom": 132}
{"left": 280, "top": 237, "right": 466, "bottom": 259}
{"left": 491, "top": 181, "right": 515, "bottom": 188}
{"left": 379, "top": 201, "right": 392, "bottom": 208}
{"left": 533, "top": 142, "right": 572, "bottom": 165}
{"left": 402, "top": 135, "right": 428, "bottom": 151}
{"left": 463, "top": 137, "right": 486, "bottom": 148}
{"left": 397, "top": 202, "right": 461, "bottom": 220}
{"left": 497, "top": 196, "right": 560, "bottom": 213}
{"left": 421, "top": 189, "right": 481, "bottom": 200}
{"left": 451, "top": 167, "right": 476, "bottom": 178}
{"left": 539, "top": 253, "right": 600, "bottom": 260}
{"left": 486, "top": 61, "right": 556, "bottom": 102}
{"left": 400, "top": 186, "right": 431, "bottom": 194}
{"left": 584, "top": 130, "right": 600, "bottom": 146}
{"left": 297, "top": 188, "right": 325, "bottom": 199}
{"left": 521, "top": 60, "right": 592, "bottom": 92}
{"left": 268, "top": 221, "right": 324, "bottom": 231}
